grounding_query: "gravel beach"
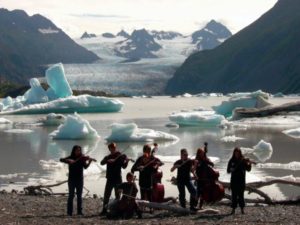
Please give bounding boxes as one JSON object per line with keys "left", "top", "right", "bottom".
{"left": 0, "top": 193, "right": 299, "bottom": 225}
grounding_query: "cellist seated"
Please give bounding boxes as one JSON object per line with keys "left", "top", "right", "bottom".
{"left": 107, "top": 172, "right": 142, "bottom": 219}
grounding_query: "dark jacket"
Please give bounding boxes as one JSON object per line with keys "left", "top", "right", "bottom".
{"left": 174, "top": 159, "right": 193, "bottom": 183}
{"left": 227, "top": 158, "right": 251, "bottom": 188}
{"left": 195, "top": 158, "right": 214, "bottom": 181}
{"left": 60, "top": 156, "right": 89, "bottom": 182}
{"left": 101, "top": 152, "right": 128, "bottom": 182}
{"left": 118, "top": 182, "right": 138, "bottom": 200}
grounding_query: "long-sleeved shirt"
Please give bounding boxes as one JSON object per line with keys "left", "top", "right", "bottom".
{"left": 173, "top": 159, "right": 193, "bottom": 183}
{"left": 227, "top": 158, "right": 251, "bottom": 188}
{"left": 60, "top": 156, "right": 89, "bottom": 181}
{"left": 101, "top": 152, "right": 128, "bottom": 182}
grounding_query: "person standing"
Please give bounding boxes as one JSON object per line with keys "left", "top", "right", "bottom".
{"left": 131, "top": 144, "right": 163, "bottom": 201}
{"left": 60, "top": 145, "right": 93, "bottom": 216}
{"left": 194, "top": 148, "right": 214, "bottom": 209}
{"left": 171, "top": 149, "right": 197, "bottom": 211}
{"left": 100, "top": 143, "right": 129, "bottom": 215}
{"left": 227, "top": 147, "right": 252, "bottom": 214}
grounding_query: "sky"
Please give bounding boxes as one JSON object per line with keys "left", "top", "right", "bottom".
{"left": 0, "top": 0, "right": 278, "bottom": 38}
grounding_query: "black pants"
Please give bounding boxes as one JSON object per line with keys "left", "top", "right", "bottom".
{"left": 67, "top": 179, "right": 83, "bottom": 215}
{"left": 231, "top": 185, "right": 245, "bottom": 209}
{"left": 177, "top": 180, "right": 197, "bottom": 208}
{"left": 140, "top": 187, "right": 152, "bottom": 201}
{"left": 103, "top": 179, "right": 122, "bottom": 210}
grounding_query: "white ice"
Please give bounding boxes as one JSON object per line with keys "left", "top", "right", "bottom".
{"left": 4, "top": 129, "right": 34, "bottom": 134}
{"left": 39, "top": 160, "right": 64, "bottom": 170}
{"left": 38, "top": 113, "right": 66, "bottom": 126}
{"left": 213, "top": 90, "right": 270, "bottom": 117}
{"left": 264, "top": 175, "right": 300, "bottom": 183}
{"left": 24, "top": 78, "right": 48, "bottom": 104}
{"left": 169, "top": 111, "right": 227, "bottom": 127}
{"left": 50, "top": 113, "right": 100, "bottom": 140}
{"left": 256, "top": 161, "right": 300, "bottom": 171}
{"left": 220, "top": 135, "right": 245, "bottom": 142}
{"left": 46, "top": 63, "right": 73, "bottom": 99}
{"left": 241, "top": 140, "right": 273, "bottom": 162}
{"left": 0, "top": 118, "right": 12, "bottom": 124}
{"left": 282, "top": 127, "right": 300, "bottom": 138}
{"left": 106, "top": 123, "right": 179, "bottom": 142}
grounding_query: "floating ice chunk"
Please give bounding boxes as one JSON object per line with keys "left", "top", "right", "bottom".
{"left": 84, "top": 163, "right": 106, "bottom": 176}
{"left": 24, "top": 78, "right": 48, "bottom": 104}
{"left": 256, "top": 161, "right": 300, "bottom": 171}
{"left": 283, "top": 127, "right": 300, "bottom": 138}
{"left": 46, "top": 63, "right": 73, "bottom": 99}
{"left": 0, "top": 118, "right": 12, "bottom": 124}
{"left": 169, "top": 111, "right": 227, "bottom": 127}
{"left": 182, "top": 93, "right": 193, "bottom": 98}
{"left": 213, "top": 90, "right": 270, "bottom": 117}
{"left": 50, "top": 113, "right": 99, "bottom": 140}
{"left": 4, "top": 129, "right": 34, "bottom": 134}
{"left": 39, "top": 160, "right": 64, "bottom": 170}
{"left": 0, "top": 95, "right": 124, "bottom": 115}
{"left": 2, "top": 96, "right": 14, "bottom": 107}
{"left": 253, "top": 140, "right": 273, "bottom": 162}
{"left": 38, "top": 113, "right": 66, "bottom": 126}
{"left": 106, "top": 123, "right": 179, "bottom": 142}
{"left": 220, "top": 135, "right": 245, "bottom": 142}
{"left": 264, "top": 175, "right": 300, "bottom": 183}
{"left": 0, "top": 172, "right": 32, "bottom": 179}
{"left": 165, "top": 123, "right": 179, "bottom": 128}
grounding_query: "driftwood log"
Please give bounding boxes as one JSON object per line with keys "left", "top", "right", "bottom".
{"left": 233, "top": 100, "right": 300, "bottom": 119}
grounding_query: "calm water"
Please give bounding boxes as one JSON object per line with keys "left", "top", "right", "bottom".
{"left": 0, "top": 97, "right": 299, "bottom": 200}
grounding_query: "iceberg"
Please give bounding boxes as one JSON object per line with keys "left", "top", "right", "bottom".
{"left": 169, "top": 111, "right": 227, "bottom": 127}
{"left": 106, "top": 123, "right": 179, "bottom": 142}
{"left": 283, "top": 127, "right": 300, "bottom": 138}
{"left": 0, "top": 63, "right": 124, "bottom": 114}
{"left": 0, "top": 118, "right": 12, "bottom": 124}
{"left": 241, "top": 140, "right": 273, "bottom": 162}
{"left": 213, "top": 90, "right": 270, "bottom": 117}
{"left": 38, "top": 113, "right": 66, "bottom": 126}
{"left": 4, "top": 129, "right": 34, "bottom": 134}
{"left": 50, "top": 113, "right": 100, "bottom": 140}
{"left": 220, "top": 135, "right": 245, "bottom": 142}
{"left": 24, "top": 78, "right": 48, "bottom": 104}
{"left": 46, "top": 63, "right": 73, "bottom": 98}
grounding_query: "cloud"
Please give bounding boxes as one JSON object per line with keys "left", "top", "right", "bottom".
{"left": 70, "top": 13, "right": 130, "bottom": 19}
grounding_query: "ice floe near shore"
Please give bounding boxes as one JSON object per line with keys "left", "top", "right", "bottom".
{"left": 50, "top": 113, "right": 99, "bottom": 140}
{"left": 256, "top": 161, "right": 300, "bottom": 171}
{"left": 282, "top": 127, "right": 300, "bottom": 138}
{"left": 220, "top": 135, "right": 245, "bottom": 142}
{"left": 38, "top": 113, "right": 66, "bottom": 126}
{"left": 169, "top": 111, "right": 227, "bottom": 127}
{"left": 106, "top": 123, "right": 179, "bottom": 142}
{"left": 0, "top": 63, "right": 124, "bottom": 114}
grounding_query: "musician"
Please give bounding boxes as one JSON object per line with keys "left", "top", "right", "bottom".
{"left": 227, "top": 147, "right": 252, "bottom": 214}
{"left": 60, "top": 145, "right": 93, "bottom": 216}
{"left": 204, "top": 142, "right": 208, "bottom": 155}
{"left": 115, "top": 172, "right": 142, "bottom": 219}
{"left": 151, "top": 143, "right": 158, "bottom": 156}
{"left": 171, "top": 149, "right": 197, "bottom": 211}
{"left": 194, "top": 148, "right": 214, "bottom": 209}
{"left": 100, "top": 142, "right": 129, "bottom": 215}
{"left": 131, "top": 144, "right": 163, "bottom": 201}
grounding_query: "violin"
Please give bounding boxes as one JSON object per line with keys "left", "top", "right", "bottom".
{"left": 244, "top": 158, "right": 257, "bottom": 165}
{"left": 79, "top": 155, "right": 97, "bottom": 162}
{"left": 111, "top": 152, "right": 135, "bottom": 163}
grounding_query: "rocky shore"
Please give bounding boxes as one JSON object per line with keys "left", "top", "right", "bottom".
{"left": 0, "top": 193, "right": 299, "bottom": 225}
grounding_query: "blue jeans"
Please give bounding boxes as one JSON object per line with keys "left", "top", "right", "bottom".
{"left": 67, "top": 179, "right": 83, "bottom": 215}
{"left": 177, "top": 180, "right": 197, "bottom": 208}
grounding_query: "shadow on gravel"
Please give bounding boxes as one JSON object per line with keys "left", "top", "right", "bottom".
{"left": 20, "top": 214, "right": 101, "bottom": 219}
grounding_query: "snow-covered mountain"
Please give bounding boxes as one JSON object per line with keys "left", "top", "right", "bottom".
{"left": 150, "top": 30, "right": 183, "bottom": 40}
{"left": 80, "top": 31, "right": 97, "bottom": 39}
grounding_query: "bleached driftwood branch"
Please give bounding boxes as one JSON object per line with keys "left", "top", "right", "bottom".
{"left": 24, "top": 180, "right": 68, "bottom": 195}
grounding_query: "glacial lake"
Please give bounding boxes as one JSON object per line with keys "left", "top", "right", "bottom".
{"left": 0, "top": 96, "right": 299, "bottom": 200}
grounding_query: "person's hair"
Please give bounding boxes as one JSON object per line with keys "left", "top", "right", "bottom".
{"left": 180, "top": 148, "right": 188, "bottom": 155}
{"left": 143, "top": 144, "right": 151, "bottom": 153}
{"left": 231, "top": 147, "right": 244, "bottom": 160}
{"left": 154, "top": 143, "right": 158, "bottom": 147}
{"left": 196, "top": 148, "right": 205, "bottom": 160}
{"left": 108, "top": 142, "right": 116, "bottom": 150}
{"left": 70, "top": 145, "right": 82, "bottom": 158}
{"left": 126, "top": 172, "right": 134, "bottom": 179}
{"left": 204, "top": 142, "right": 208, "bottom": 146}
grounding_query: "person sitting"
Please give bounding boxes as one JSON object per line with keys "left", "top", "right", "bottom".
{"left": 171, "top": 149, "right": 197, "bottom": 211}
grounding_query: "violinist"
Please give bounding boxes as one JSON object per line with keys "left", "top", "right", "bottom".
{"left": 100, "top": 142, "right": 130, "bottom": 215}
{"left": 60, "top": 145, "right": 95, "bottom": 216}
{"left": 131, "top": 144, "right": 163, "bottom": 202}
{"left": 170, "top": 149, "right": 197, "bottom": 211}
{"left": 115, "top": 172, "right": 142, "bottom": 219}
{"left": 227, "top": 147, "right": 252, "bottom": 215}
{"left": 194, "top": 148, "right": 214, "bottom": 209}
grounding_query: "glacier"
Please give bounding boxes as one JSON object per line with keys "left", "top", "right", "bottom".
{"left": 49, "top": 113, "right": 100, "bottom": 140}
{"left": 169, "top": 111, "right": 227, "bottom": 127}
{"left": 0, "top": 63, "right": 124, "bottom": 114}
{"left": 106, "top": 123, "right": 179, "bottom": 142}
